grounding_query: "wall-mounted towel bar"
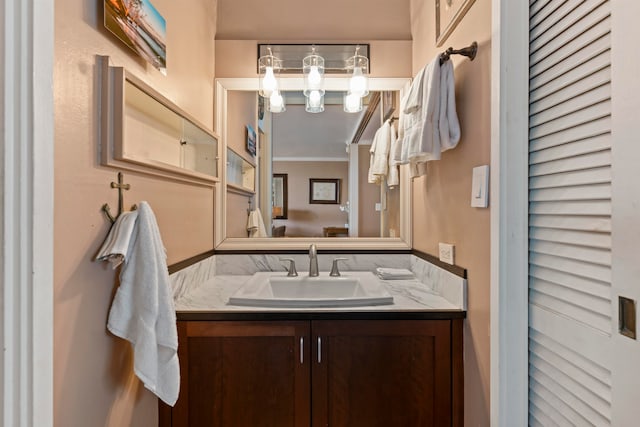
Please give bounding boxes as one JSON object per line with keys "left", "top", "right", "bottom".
{"left": 439, "top": 41, "right": 478, "bottom": 65}
{"left": 102, "top": 172, "right": 137, "bottom": 224}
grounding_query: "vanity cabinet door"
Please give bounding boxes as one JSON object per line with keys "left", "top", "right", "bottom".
{"left": 311, "top": 320, "right": 460, "bottom": 427}
{"left": 171, "top": 320, "right": 311, "bottom": 427}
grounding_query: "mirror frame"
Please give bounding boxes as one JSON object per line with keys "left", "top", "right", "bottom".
{"left": 214, "top": 77, "right": 412, "bottom": 250}
{"left": 272, "top": 173, "right": 288, "bottom": 219}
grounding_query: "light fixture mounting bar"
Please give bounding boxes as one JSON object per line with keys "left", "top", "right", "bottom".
{"left": 258, "top": 44, "right": 371, "bottom": 74}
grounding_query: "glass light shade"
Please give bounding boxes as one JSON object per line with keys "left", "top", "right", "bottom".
{"left": 268, "top": 90, "right": 286, "bottom": 113}
{"left": 258, "top": 53, "right": 281, "bottom": 98}
{"left": 303, "top": 53, "right": 325, "bottom": 96}
{"left": 347, "top": 53, "right": 369, "bottom": 98}
{"left": 305, "top": 90, "right": 324, "bottom": 113}
{"left": 343, "top": 92, "right": 363, "bottom": 113}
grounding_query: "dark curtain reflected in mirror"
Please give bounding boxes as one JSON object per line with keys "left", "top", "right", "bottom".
{"left": 272, "top": 173, "right": 288, "bottom": 219}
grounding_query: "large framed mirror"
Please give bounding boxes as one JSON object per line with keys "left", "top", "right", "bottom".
{"left": 214, "top": 77, "right": 412, "bottom": 250}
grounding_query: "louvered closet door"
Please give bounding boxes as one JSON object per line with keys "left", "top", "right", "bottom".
{"left": 528, "top": 1, "right": 614, "bottom": 425}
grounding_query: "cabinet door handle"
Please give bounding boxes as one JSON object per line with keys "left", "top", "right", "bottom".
{"left": 300, "top": 337, "right": 304, "bottom": 364}
{"left": 317, "top": 337, "right": 322, "bottom": 363}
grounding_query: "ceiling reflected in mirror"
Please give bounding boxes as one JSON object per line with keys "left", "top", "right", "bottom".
{"left": 270, "top": 91, "right": 377, "bottom": 162}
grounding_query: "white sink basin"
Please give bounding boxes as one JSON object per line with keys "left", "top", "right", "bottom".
{"left": 228, "top": 271, "right": 394, "bottom": 308}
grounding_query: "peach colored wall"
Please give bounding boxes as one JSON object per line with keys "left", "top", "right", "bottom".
{"left": 410, "top": 0, "right": 491, "bottom": 425}
{"left": 215, "top": 40, "right": 412, "bottom": 78}
{"left": 273, "top": 161, "right": 349, "bottom": 237}
{"left": 54, "top": 0, "right": 216, "bottom": 425}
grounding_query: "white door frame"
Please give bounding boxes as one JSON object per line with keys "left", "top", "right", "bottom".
{"left": 610, "top": 2, "right": 640, "bottom": 424}
{"left": 1, "top": 0, "right": 54, "bottom": 426}
{"left": 490, "top": 0, "right": 530, "bottom": 425}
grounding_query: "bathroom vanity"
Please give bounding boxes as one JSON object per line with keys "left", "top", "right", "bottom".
{"left": 161, "top": 253, "right": 467, "bottom": 427}
{"left": 162, "top": 315, "right": 463, "bottom": 427}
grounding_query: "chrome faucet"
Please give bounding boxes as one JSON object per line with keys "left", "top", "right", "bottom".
{"left": 308, "top": 244, "right": 319, "bottom": 277}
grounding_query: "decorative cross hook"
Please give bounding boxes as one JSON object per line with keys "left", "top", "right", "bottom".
{"left": 101, "top": 172, "right": 131, "bottom": 224}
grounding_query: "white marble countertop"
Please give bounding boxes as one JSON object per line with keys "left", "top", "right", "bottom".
{"left": 175, "top": 274, "right": 462, "bottom": 313}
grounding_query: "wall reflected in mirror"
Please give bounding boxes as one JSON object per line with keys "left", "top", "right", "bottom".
{"left": 268, "top": 90, "right": 400, "bottom": 238}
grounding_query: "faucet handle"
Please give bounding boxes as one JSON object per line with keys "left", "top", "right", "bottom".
{"left": 329, "top": 258, "right": 349, "bottom": 277}
{"left": 280, "top": 258, "right": 298, "bottom": 277}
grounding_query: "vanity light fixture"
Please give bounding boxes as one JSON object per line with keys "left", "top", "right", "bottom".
{"left": 257, "top": 44, "right": 371, "bottom": 114}
{"left": 347, "top": 46, "right": 369, "bottom": 98}
{"left": 258, "top": 47, "right": 281, "bottom": 98}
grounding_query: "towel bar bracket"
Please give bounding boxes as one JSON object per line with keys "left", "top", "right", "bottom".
{"left": 439, "top": 41, "right": 478, "bottom": 65}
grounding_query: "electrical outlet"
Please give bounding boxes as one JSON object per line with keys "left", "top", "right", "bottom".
{"left": 439, "top": 243, "right": 455, "bottom": 265}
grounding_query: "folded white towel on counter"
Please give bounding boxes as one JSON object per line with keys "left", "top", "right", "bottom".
{"left": 247, "top": 208, "right": 268, "bottom": 238}
{"left": 95, "top": 209, "right": 139, "bottom": 268}
{"left": 104, "top": 201, "right": 180, "bottom": 406}
{"left": 375, "top": 267, "right": 415, "bottom": 280}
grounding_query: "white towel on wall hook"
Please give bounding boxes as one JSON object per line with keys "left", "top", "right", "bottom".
{"left": 95, "top": 210, "right": 139, "bottom": 268}
{"left": 103, "top": 201, "right": 180, "bottom": 406}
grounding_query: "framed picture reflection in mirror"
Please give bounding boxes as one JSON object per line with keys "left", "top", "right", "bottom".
{"left": 309, "top": 178, "right": 340, "bottom": 204}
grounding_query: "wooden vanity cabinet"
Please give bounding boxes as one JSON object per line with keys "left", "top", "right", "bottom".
{"left": 162, "top": 318, "right": 463, "bottom": 427}
{"left": 168, "top": 321, "right": 311, "bottom": 427}
{"left": 312, "top": 320, "right": 459, "bottom": 427}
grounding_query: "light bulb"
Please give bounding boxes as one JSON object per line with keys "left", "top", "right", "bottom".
{"left": 308, "top": 65, "right": 322, "bottom": 87}
{"left": 349, "top": 67, "right": 367, "bottom": 97}
{"left": 344, "top": 93, "right": 361, "bottom": 112}
{"left": 270, "top": 91, "right": 284, "bottom": 112}
{"left": 309, "top": 90, "right": 321, "bottom": 108}
{"left": 262, "top": 66, "right": 277, "bottom": 96}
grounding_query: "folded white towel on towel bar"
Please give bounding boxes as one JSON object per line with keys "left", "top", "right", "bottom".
{"left": 95, "top": 210, "right": 139, "bottom": 268}
{"left": 397, "top": 55, "right": 461, "bottom": 178}
{"left": 100, "top": 201, "right": 180, "bottom": 406}
{"left": 375, "top": 267, "right": 415, "bottom": 280}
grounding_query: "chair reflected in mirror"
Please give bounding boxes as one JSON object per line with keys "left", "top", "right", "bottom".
{"left": 272, "top": 225, "right": 286, "bottom": 237}
{"left": 323, "top": 226, "right": 348, "bottom": 237}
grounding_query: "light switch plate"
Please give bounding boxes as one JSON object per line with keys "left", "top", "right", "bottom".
{"left": 471, "top": 165, "right": 490, "bottom": 208}
{"left": 439, "top": 243, "right": 455, "bottom": 265}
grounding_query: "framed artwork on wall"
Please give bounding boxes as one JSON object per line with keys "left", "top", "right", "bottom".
{"left": 104, "top": 0, "right": 167, "bottom": 75}
{"left": 309, "top": 178, "right": 340, "bottom": 204}
{"left": 246, "top": 124, "right": 256, "bottom": 156}
{"left": 435, "top": 0, "right": 476, "bottom": 47}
